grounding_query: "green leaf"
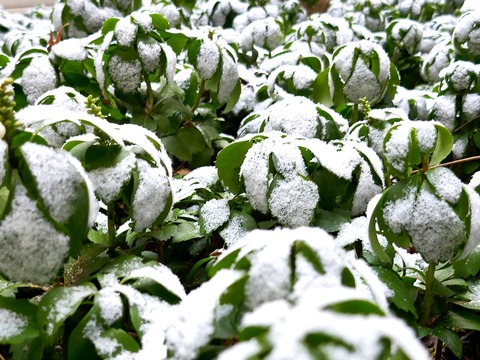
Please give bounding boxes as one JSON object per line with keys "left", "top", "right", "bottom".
{"left": 172, "top": 221, "right": 202, "bottom": 242}
{"left": 368, "top": 194, "right": 393, "bottom": 267}
{"left": 420, "top": 326, "right": 462, "bottom": 359}
{"left": 443, "top": 308, "right": 480, "bottom": 331}
{"left": 429, "top": 124, "right": 453, "bottom": 166}
{"left": 84, "top": 144, "right": 130, "bottom": 171}
{"left": 9, "top": 336, "right": 44, "bottom": 360}
{"left": 216, "top": 140, "right": 253, "bottom": 193}
{"left": 312, "top": 68, "right": 333, "bottom": 107}
{"left": 37, "top": 283, "right": 97, "bottom": 346}
{"left": 150, "top": 13, "right": 170, "bottom": 30}
{"left": 326, "top": 299, "right": 385, "bottom": 316}
{"left": 314, "top": 209, "right": 349, "bottom": 233}
{"left": 373, "top": 267, "right": 418, "bottom": 316}
{"left": 0, "top": 297, "right": 39, "bottom": 344}
{"left": 453, "top": 246, "right": 480, "bottom": 278}
{"left": 102, "top": 18, "right": 120, "bottom": 34}
{"left": 162, "top": 127, "right": 207, "bottom": 162}
{"left": 223, "top": 80, "right": 241, "bottom": 113}
{"left": 102, "top": 328, "right": 140, "bottom": 353}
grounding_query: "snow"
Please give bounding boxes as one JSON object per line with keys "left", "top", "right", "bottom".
{"left": 331, "top": 40, "right": 391, "bottom": 104}
{"left": 127, "top": 264, "right": 186, "bottom": 300}
{"left": 200, "top": 198, "right": 230, "bottom": 233}
{"left": 0, "top": 183, "right": 70, "bottom": 283}
{"left": 219, "top": 212, "right": 253, "bottom": 247}
{"left": 453, "top": 11, "right": 480, "bottom": 58}
{"left": 183, "top": 166, "right": 218, "bottom": 188}
{"left": 217, "top": 340, "right": 262, "bottom": 360}
{"left": 240, "top": 17, "right": 284, "bottom": 51}
{"left": 138, "top": 40, "right": 161, "bottom": 73}
{"left": 83, "top": 316, "right": 122, "bottom": 357}
{"left": 421, "top": 40, "right": 455, "bottom": 83}
{"left": 107, "top": 54, "right": 142, "bottom": 94}
{"left": 441, "top": 60, "right": 478, "bottom": 92}
{"left": 268, "top": 176, "right": 319, "bottom": 227}
{"left": 115, "top": 17, "right": 138, "bottom": 47}
{"left": 217, "top": 48, "right": 239, "bottom": 104}
{"left": 65, "top": 0, "right": 122, "bottom": 35}
{"left": 243, "top": 234, "right": 292, "bottom": 309}
{"left": 240, "top": 138, "right": 272, "bottom": 214}
{"left": 51, "top": 38, "right": 88, "bottom": 61}
{"left": 235, "top": 299, "right": 429, "bottom": 360}
{"left": 89, "top": 151, "right": 136, "bottom": 203}
{"left": 383, "top": 185, "right": 467, "bottom": 263}
{"left": 463, "top": 93, "right": 480, "bottom": 121}
{"left": 95, "top": 31, "right": 114, "bottom": 91}
{"left": 20, "top": 142, "right": 91, "bottom": 224}
{"left": 0, "top": 141, "right": 7, "bottom": 185}
{"left": 97, "top": 288, "right": 124, "bottom": 326}
{"left": 301, "top": 139, "right": 361, "bottom": 180}
{"left": 426, "top": 167, "right": 463, "bottom": 204}
{"left": 460, "top": 186, "right": 480, "bottom": 259}
{"left": 132, "top": 11, "right": 154, "bottom": 33}
{"left": 429, "top": 95, "right": 456, "bottom": 132}
{"left": 162, "top": 44, "right": 177, "bottom": 84}
{"left": 352, "top": 161, "right": 383, "bottom": 216}
{"left": 42, "top": 285, "right": 95, "bottom": 336}
{"left": 263, "top": 97, "right": 320, "bottom": 138}
{"left": 389, "top": 19, "right": 423, "bottom": 53}
{"left": 197, "top": 39, "right": 220, "bottom": 81}
{"left": 0, "top": 308, "right": 28, "bottom": 341}
{"left": 384, "top": 121, "right": 437, "bottom": 173}
{"left": 336, "top": 216, "right": 369, "bottom": 247}
{"left": 166, "top": 269, "right": 244, "bottom": 360}
{"left": 21, "top": 56, "right": 57, "bottom": 104}
{"left": 132, "top": 159, "right": 171, "bottom": 232}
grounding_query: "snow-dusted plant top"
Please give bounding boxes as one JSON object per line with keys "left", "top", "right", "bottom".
{"left": 1, "top": 0, "right": 480, "bottom": 358}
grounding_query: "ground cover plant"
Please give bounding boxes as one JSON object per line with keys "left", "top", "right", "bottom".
{"left": 1, "top": 0, "right": 480, "bottom": 358}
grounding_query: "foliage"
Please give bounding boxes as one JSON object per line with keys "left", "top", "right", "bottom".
{"left": 1, "top": 0, "right": 480, "bottom": 359}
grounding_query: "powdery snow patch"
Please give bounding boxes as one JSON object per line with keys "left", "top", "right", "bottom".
{"left": 96, "top": 288, "right": 124, "bottom": 326}
{"left": 197, "top": 40, "right": 220, "bottom": 80}
{"left": 127, "top": 264, "right": 186, "bottom": 301}
{"left": 217, "top": 48, "right": 239, "bottom": 104}
{"left": 184, "top": 166, "right": 218, "bottom": 188}
{"left": 264, "top": 97, "right": 319, "bottom": 138}
{"left": 108, "top": 55, "right": 142, "bottom": 94}
{"left": 21, "top": 56, "right": 57, "bottom": 104}
{"left": 0, "top": 308, "right": 28, "bottom": 341}
{"left": 268, "top": 176, "right": 319, "bottom": 227}
{"left": 0, "top": 183, "right": 70, "bottom": 283}
{"left": 429, "top": 95, "right": 456, "bottom": 131}
{"left": 0, "top": 141, "right": 7, "bottom": 185}
{"left": 240, "top": 138, "right": 272, "bottom": 214}
{"left": 115, "top": 17, "right": 138, "bottom": 47}
{"left": 166, "top": 269, "right": 244, "bottom": 360}
{"left": 20, "top": 142, "right": 88, "bottom": 224}
{"left": 89, "top": 152, "right": 136, "bottom": 203}
{"left": 200, "top": 198, "right": 230, "bottom": 233}
{"left": 51, "top": 38, "right": 88, "bottom": 61}
{"left": 42, "top": 285, "right": 95, "bottom": 336}
{"left": 132, "top": 159, "right": 171, "bottom": 232}
{"left": 138, "top": 40, "right": 161, "bottom": 73}
{"left": 219, "top": 213, "right": 254, "bottom": 247}
{"left": 426, "top": 167, "right": 463, "bottom": 204}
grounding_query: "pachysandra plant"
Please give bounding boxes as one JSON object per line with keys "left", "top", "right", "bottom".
{"left": 328, "top": 39, "right": 398, "bottom": 107}
{"left": 4, "top": 0, "right": 480, "bottom": 358}
{"left": 0, "top": 78, "right": 98, "bottom": 284}
{"left": 210, "top": 227, "right": 430, "bottom": 360}
{"left": 216, "top": 131, "right": 384, "bottom": 227}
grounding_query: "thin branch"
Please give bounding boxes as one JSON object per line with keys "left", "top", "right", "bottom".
{"left": 411, "top": 155, "right": 480, "bottom": 174}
